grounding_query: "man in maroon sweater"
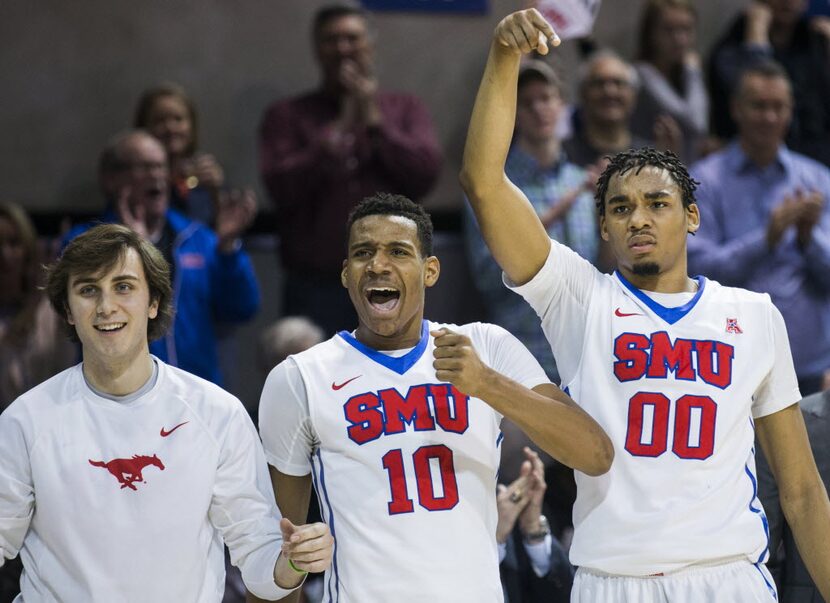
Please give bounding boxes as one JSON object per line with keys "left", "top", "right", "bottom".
{"left": 259, "top": 3, "right": 443, "bottom": 335}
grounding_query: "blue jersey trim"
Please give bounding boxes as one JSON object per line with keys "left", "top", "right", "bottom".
{"left": 314, "top": 449, "right": 340, "bottom": 602}
{"left": 753, "top": 563, "right": 778, "bottom": 600}
{"left": 614, "top": 272, "right": 706, "bottom": 325}
{"left": 744, "top": 434, "right": 771, "bottom": 565}
{"left": 337, "top": 320, "right": 429, "bottom": 375}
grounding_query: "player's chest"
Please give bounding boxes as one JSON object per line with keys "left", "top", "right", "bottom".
{"left": 32, "top": 402, "right": 217, "bottom": 502}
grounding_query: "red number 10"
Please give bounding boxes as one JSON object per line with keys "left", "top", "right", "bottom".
{"left": 381, "top": 444, "right": 459, "bottom": 515}
{"left": 625, "top": 392, "right": 717, "bottom": 460}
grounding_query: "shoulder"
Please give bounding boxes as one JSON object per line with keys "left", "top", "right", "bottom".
{"left": 704, "top": 278, "right": 771, "bottom": 306}
{"left": 160, "top": 362, "right": 246, "bottom": 420}
{"left": 2, "top": 364, "right": 82, "bottom": 424}
{"left": 289, "top": 336, "right": 345, "bottom": 368}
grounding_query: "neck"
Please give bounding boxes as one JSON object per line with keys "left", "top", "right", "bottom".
{"left": 619, "top": 257, "right": 694, "bottom": 294}
{"left": 517, "top": 136, "right": 561, "bottom": 167}
{"left": 355, "top": 315, "right": 424, "bottom": 351}
{"left": 585, "top": 121, "right": 630, "bottom": 152}
{"left": 83, "top": 349, "right": 154, "bottom": 397}
{"left": 740, "top": 138, "right": 780, "bottom": 168}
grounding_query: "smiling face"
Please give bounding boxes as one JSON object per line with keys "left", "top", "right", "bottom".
{"left": 600, "top": 166, "right": 699, "bottom": 289}
{"left": 145, "top": 94, "right": 194, "bottom": 158}
{"left": 582, "top": 56, "right": 637, "bottom": 127}
{"left": 66, "top": 247, "right": 159, "bottom": 371}
{"left": 342, "top": 214, "right": 439, "bottom": 350}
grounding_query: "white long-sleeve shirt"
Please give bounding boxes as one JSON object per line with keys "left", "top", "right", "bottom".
{"left": 0, "top": 359, "right": 293, "bottom": 602}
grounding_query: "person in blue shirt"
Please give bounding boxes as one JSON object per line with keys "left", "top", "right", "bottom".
{"left": 65, "top": 130, "right": 259, "bottom": 386}
{"left": 688, "top": 60, "right": 830, "bottom": 395}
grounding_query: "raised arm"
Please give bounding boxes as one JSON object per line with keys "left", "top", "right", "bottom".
{"left": 459, "top": 9, "right": 560, "bottom": 286}
{"left": 756, "top": 403, "right": 830, "bottom": 601}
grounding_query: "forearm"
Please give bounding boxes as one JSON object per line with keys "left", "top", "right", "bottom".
{"left": 460, "top": 42, "right": 520, "bottom": 200}
{"left": 476, "top": 372, "right": 613, "bottom": 476}
{"left": 781, "top": 482, "right": 830, "bottom": 601}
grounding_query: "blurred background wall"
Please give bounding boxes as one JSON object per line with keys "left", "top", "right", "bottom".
{"left": 1, "top": 0, "right": 751, "bottom": 216}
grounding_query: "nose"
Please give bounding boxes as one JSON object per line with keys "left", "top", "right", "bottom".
{"left": 366, "top": 252, "right": 391, "bottom": 274}
{"left": 628, "top": 204, "right": 652, "bottom": 230}
{"left": 96, "top": 290, "right": 117, "bottom": 317}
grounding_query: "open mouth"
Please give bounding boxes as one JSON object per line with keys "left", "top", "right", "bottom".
{"left": 366, "top": 287, "right": 400, "bottom": 313}
{"left": 94, "top": 323, "right": 126, "bottom": 332}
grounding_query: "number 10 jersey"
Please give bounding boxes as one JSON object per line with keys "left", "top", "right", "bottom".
{"left": 259, "top": 320, "right": 550, "bottom": 602}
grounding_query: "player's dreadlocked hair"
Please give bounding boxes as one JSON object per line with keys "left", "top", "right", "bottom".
{"left": 595, "top": 148, "right": 698, "bottom": 216}
{"left": 347, "top": 192, "right": 434, "bottom": 256}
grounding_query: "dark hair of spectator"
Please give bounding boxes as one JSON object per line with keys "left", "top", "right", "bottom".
{"left": 347, "top": 192, "right": 434, "bottom": 257}
{"left": 735, "top": 59, "right": 792, "bottom": 99}
{"left": 518, "top": 64, "right": 563, "bottom": 96}
{"left": 595, "top": 148, "right": 698, "bottom": 216}
{"left": 133, "top": 83, "right": 199, "bottom": 157}
{"left": 46, "top": 224, "right": 174, "bottom": 342}
{"left": 0, "top": 201, "right": 41, "bottom": 345}
{"left": 637, "top": 0, "right": 697, "bottom": 63}
{"left": 312, "top": 3, "right": 368, "bottom": 40}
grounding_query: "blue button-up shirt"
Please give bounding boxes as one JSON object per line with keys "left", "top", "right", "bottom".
{"left": 688, "top": 142, "right": 830, "bottom": 379}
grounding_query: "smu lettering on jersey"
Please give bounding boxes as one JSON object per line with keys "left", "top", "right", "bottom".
{"left": 285, "top": 320, "right": 548, "bottom": 603}
{"left": 510, "top": 241, "right": 800, "bottom": 576}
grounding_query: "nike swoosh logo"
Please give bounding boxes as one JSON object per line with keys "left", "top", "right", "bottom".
{"left": 614, "top": 308, "right": 643, "bottom": 317}
{"left": 332, "top": 375, "right": 362, "bottom": 390}
{"left": 160, "top": 421, "right": 189, "bottom": 437}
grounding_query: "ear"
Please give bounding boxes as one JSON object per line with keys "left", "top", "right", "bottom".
{"left": 424, "top": 256, "right": 441, "bottom": 288}
{"left": 341, "top": 259, "right": 349, "bottom": 289}
{"left": 599, "top": 215, "right": 610, "bottom": 242}
{"left": 148, "top": 296, "right": 159, "bottom": 320}
{"left": 65, "top": 303, "right": 75, "bottom": 326}
{"left": 686, "top": 203, "right": 700, "bottom": 235}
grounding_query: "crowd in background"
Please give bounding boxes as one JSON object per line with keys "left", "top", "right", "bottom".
{"left": 2, "top": 1, "right": 829, "bottom": 602}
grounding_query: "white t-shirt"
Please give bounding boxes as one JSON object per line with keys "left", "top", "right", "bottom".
{"left": 0, "top": 359, "right": 292, "bottom": 602}
{"left": 259, "top": 320, "right": 550, "bottom": 603}
{"left": 508, "top": 240, "right": 801, "bottom": 576}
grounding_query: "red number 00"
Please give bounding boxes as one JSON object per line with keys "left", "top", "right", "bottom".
{"left": 381, "top": 444, "right": 459, "bottom": 515}
{"left": 625, "top": 393, "right": 717, "bottom": 460}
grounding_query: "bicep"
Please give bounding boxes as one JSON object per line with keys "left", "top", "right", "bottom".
{"left": 270, "top": 467, "right": 312, "bottom": 526}
{"left": 466, "top": 178, "right": 552, "bottom": 286}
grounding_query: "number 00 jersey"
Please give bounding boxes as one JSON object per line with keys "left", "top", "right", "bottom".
{"left": 509, "top": 240, "right": 801, "bottom": 576}
{"left": 259, "top": 320, "right": 550, "bottom": 603}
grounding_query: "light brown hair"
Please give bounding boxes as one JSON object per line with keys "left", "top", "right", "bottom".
{"left": 133, "top": 82, "right": 199, "bottom": 157}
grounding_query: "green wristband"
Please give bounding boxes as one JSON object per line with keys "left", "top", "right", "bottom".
{"left": 288, "top": 559, "right": 308, "bottom": 575}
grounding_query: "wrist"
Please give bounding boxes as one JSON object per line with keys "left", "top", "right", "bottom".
{"left": 521, "top": 515, "right": 550, "bottom": 545}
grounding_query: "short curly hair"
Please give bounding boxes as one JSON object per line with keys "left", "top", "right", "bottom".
{"left": 46, "top": 224, "right": 174, "bottom": 342}
{"left": 346, "top": 193, "right": 434, "bottom": 257}
{"left": 595, "top": 148, "right": 698, "bottom": 216}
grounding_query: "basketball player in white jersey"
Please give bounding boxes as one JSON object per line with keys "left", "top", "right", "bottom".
{"left": 0, "top": 224, "right": 332, "bottom": 601}
{"left": 459, "top": 9, "right": 830, "bottom": 601}
{"left": 255, "top": 193, "right": 613, "bottom": 602}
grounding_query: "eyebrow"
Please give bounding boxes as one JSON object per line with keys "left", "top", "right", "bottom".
{"left": 607, "top": 195, "right": 628, "bottom": 205}
{"left": 350, "top": 239, "right": 417, "bottom": 250}
{"left": 644, "top": 190, "right": 672, "bottom": 200}
{"left": 71, "top": 274, "right": 140, "bottom": 287}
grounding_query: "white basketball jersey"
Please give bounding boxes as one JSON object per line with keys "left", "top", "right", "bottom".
{"left": 510, "top": 241, "right": 800, "bottom": 576}
{"left": 279, "top": 320, "right": 548, "bottom": 602}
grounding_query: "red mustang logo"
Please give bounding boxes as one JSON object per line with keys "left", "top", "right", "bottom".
{"left": 89, "top": 454, "right": 165, "bottom": 491}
